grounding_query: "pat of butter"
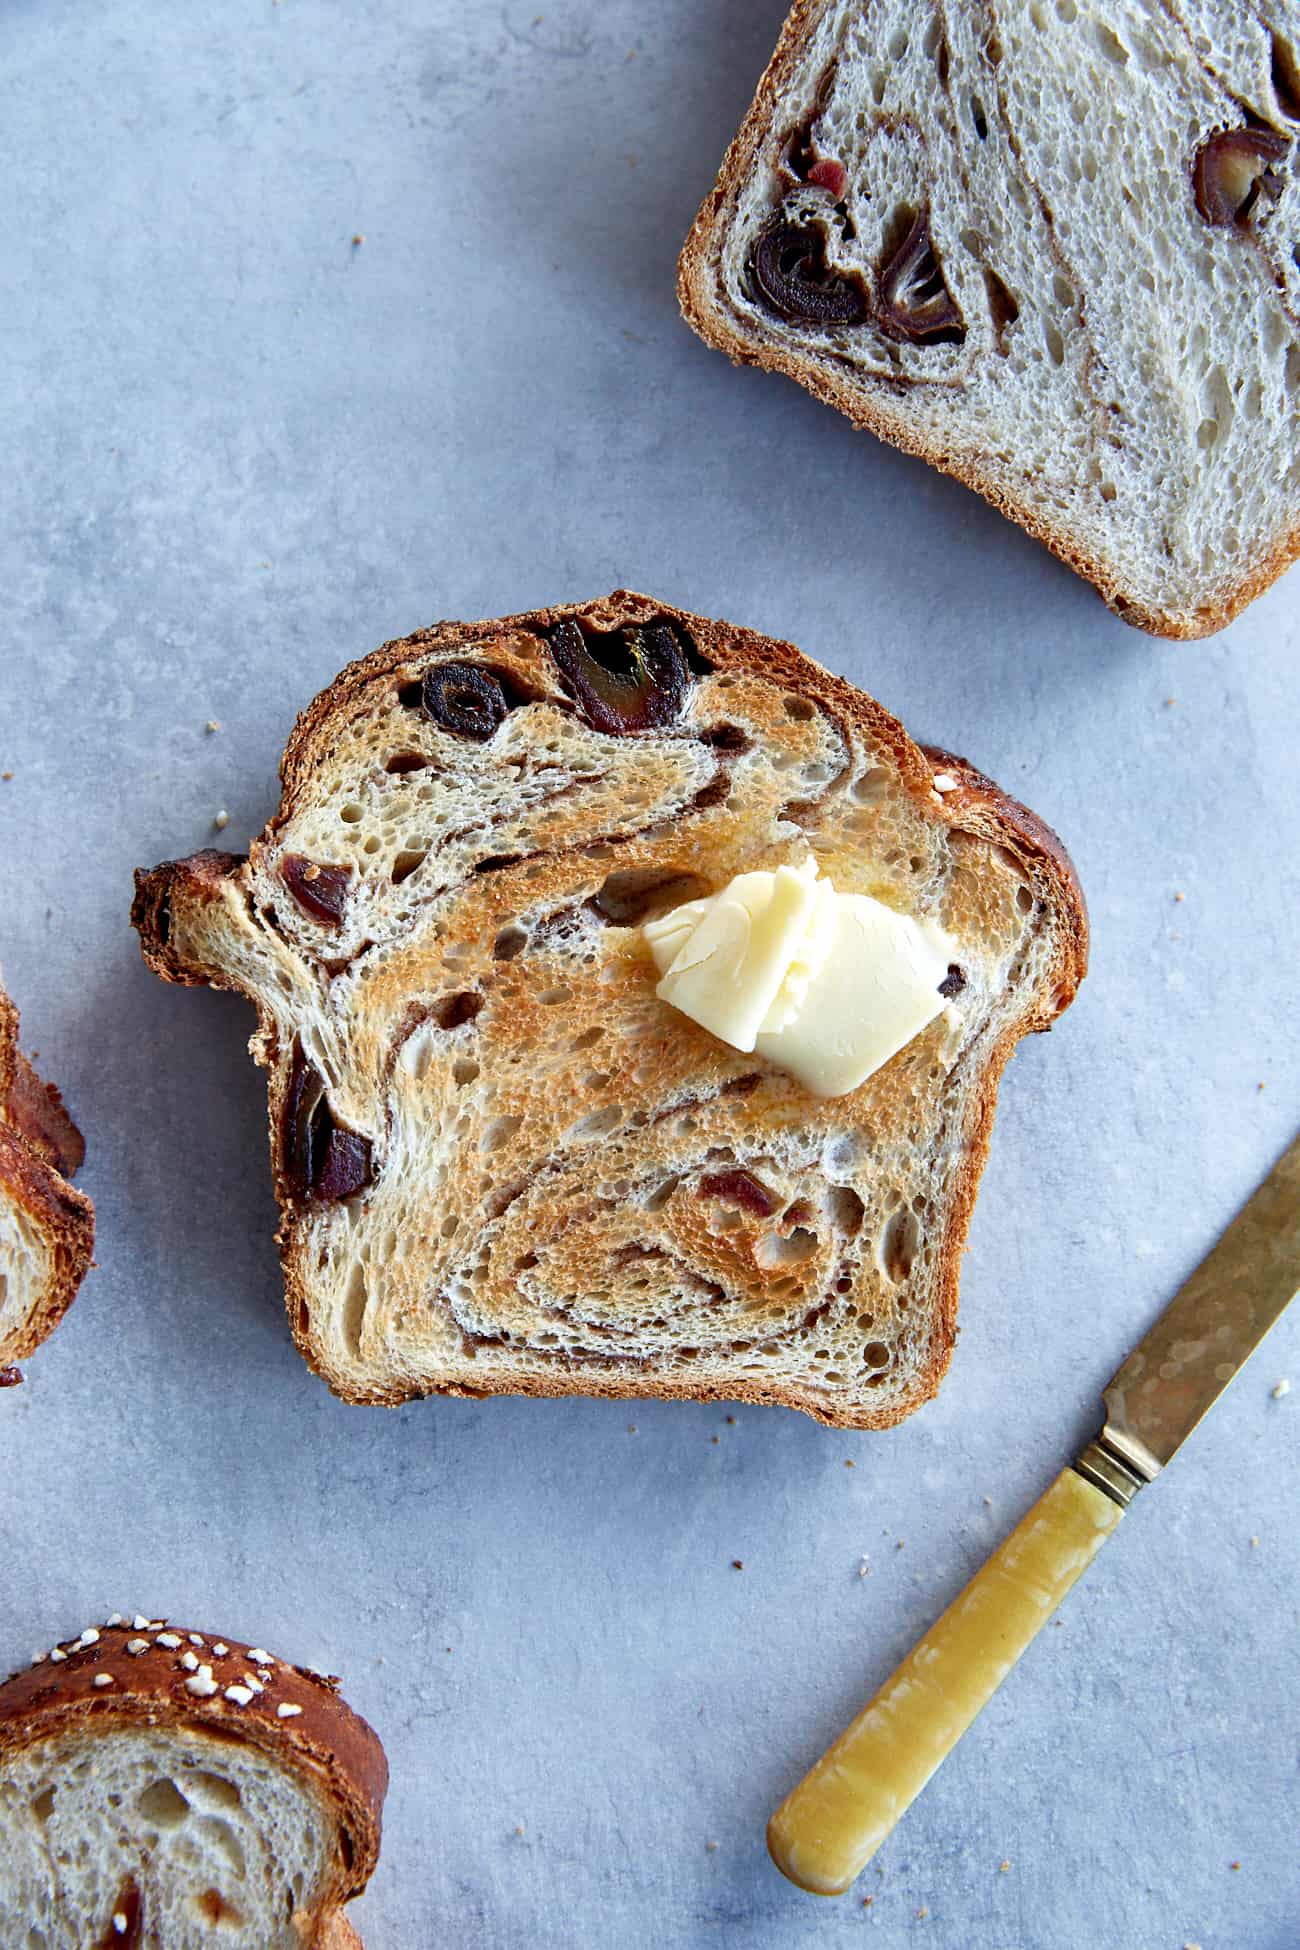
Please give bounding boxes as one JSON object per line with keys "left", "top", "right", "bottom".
{"left": 645, "top": 858, "right": 827, "bottom": 1054}
{"left": 646, "top": 858, "right": 956, "bottom": 1098}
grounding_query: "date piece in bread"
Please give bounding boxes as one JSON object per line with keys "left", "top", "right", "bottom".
{"left": 132, "top": 592, "right": 1086, "bottom": 1429}
{"left": 679, "top": 1, "right": 1300, "bottom": 638}
{"left": 0, "top": 1618, "right": 386, "bottom": 1949}
{"left": 0, "top": 978, "right": 94, "bottom": 1385}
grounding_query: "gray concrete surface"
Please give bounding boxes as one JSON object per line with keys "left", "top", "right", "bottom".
{"left": 1, "top": 3, "right": 1297, "bottom": 1945}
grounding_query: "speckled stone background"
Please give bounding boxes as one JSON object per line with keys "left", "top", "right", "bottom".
{"left": 1, "top": 3, "right": 1297, "bottom": 1945}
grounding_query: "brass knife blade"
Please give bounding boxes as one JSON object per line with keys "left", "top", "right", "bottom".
{"left": 1089, "top": 1132, "right": 1300, "bottom": 1491}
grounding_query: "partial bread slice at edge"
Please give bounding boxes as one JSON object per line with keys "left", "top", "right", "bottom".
{"left": 0, "top": 1620, "right": 387, "bottom": 1950}
{"left": 0, "top": 980, "right": 95, "bottom": 1383}
{"left": 678, "top": 0, "right": 1300, "bottom": 638}
{"left": 132, "top": 590, "right": 1087, "bottom": 1429}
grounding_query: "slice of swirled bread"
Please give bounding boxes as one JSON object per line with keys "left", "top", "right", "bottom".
{"left": 679, "top": 1, "right": 1300, "bottom": 637}
{"left": 0, "top": 979, "right": 94, "bottom": 1386}
{"left": 132, "top": 593, "right": 1085, "bottom": 1429}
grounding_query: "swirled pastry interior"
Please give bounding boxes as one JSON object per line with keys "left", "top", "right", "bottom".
{"left": 133, "top": 592, "right": 1086, "bottom": 1428}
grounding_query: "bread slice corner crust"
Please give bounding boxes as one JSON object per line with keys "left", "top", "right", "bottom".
{"left": 133, "top": 591, "right": 1086, "bottom": 1428}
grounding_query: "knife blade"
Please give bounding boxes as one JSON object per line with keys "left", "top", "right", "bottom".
{"left": 767, "top": 1133, "right": 1300, "bottom": 1897}
{"left": 1079, "top": 1132, "right": 1300, "bottom": 1496}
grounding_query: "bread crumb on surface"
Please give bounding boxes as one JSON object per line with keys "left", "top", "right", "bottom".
{"left": 999, "top": 1859, "right": 1011, "bottom": 1872}
{"left": 1, "top": 771, "right": 12, "bottom": 781}
{"left": 1229, "top": 1860, "right": 1241, "bottom": 1871}
{"left": 214, "top": 810, "right": 229, "bottom": 831}
{"left": 916, "top": 1906, "right": 929, "bottom": 1920}
{"left": 731, "top": 1559, "right": 743, "bottom": 1571}
{"left": 1173, "top": 891, "right": 1185, "bottom": 903}
{"left": 351, "top": 234, "right": 365, "bottom": 247}
{"left": 1249, "top": 1535, "right": 1259, "bottom": 1549}
{"left": 204, "top": 719, "right": 221, "bottom": 734}
{"left": 1271, "top": 1379, "right": 1291, "bottom": 1399}
{"left": 706, "top": 1840, "right": 719, "bottom": 1852}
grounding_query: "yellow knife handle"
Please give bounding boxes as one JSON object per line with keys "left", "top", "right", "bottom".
{"left": 766, "top": 1467, "right": 1124, "bottom": 1896}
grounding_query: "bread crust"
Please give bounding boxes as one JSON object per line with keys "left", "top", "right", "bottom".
{"left": 0, "top": 1620, "right": 387, "bottom": 1923}
{"left": 0, "top": 983, "right": 94, "bottom": 1375}
{"left": 676, "top": 0, "right": 1300, "bottom": 639}
{"left": 132, "top": 592, "right": 1087, "bottom": 1428}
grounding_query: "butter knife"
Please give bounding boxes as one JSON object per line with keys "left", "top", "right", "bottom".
{"left": 767, "top": 1133, "right": 1300, "bottom": 1896}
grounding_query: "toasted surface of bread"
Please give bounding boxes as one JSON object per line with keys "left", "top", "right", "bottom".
{"left": 0, "top": 1618, "right": 386, "bottom": 1949}
{"left": 679, "top": 1, "right": 1300, "bottom": 638}
{"left": 133, "top": 592, "right": 1086, "bottom": 1428}
{"left": 0, "top": 980, "right": 94, "bottom": 1382}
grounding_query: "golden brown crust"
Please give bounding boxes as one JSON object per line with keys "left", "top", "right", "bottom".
{"left": 675, "top": 0, "right": 1299, "bottom": 640}
{"left": 131, "top": 850, "right": 249, "bottom": 989}
{"left": 0, "top": 982, "right": 95, "bottom": 1376}
{"left": 133, "top": 591, "right": 1086, "bottom": 1429}
{"left": 317, "top": 1913, "right": 366, "bottom": 1950}
{"left": 1, "top": 1621, "right": 387, "bottom": 1910}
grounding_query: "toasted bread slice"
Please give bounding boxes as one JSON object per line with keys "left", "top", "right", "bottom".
{"left": 0, "top": 1618, "right": 386, "bottom": 1949}
{"left": 0, "top": 979, "right": 94, "bottom": 1384}
{"left": 132, "top": 592, "right": 1085, "bottom": 1428}
{"left": 679, "top": 0, "right": 1300, "bottom": 637}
